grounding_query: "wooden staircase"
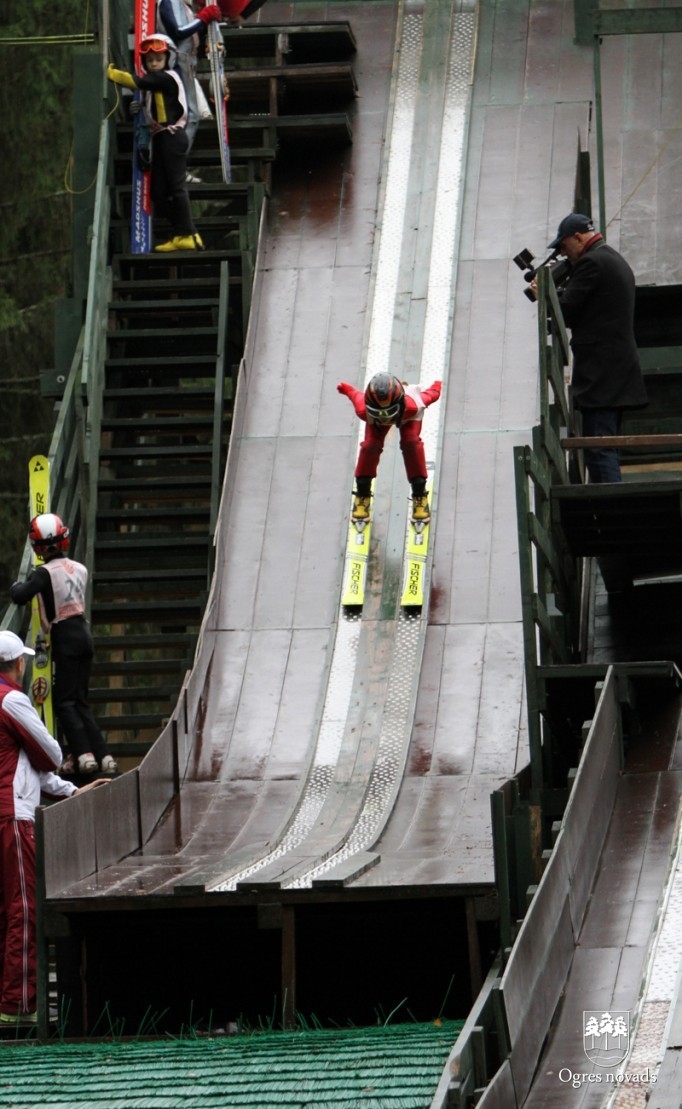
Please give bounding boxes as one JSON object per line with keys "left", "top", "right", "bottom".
{"left": 90, "top": 250, "right": 233, "bottom": 758}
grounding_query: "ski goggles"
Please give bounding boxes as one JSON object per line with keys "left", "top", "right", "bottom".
{"left": 140, "top": 39, "right": 170, "bottom": 54}
{"left": 366, "top": 401, "right": 402, "bottom": 423}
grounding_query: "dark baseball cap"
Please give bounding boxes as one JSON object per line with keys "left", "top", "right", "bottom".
{"left": 548, "top": 213, "right": 595, "bottom": 250}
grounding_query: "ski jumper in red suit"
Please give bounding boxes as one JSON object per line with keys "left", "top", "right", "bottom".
{"left": 0, "top": 675, "right": 75, "bottom": 1017}
{"left": 337, "top": 380, "right": 442, "bottom": 490}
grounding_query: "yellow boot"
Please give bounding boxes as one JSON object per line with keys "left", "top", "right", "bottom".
{"left": 351, "top": 494, "right": 372, "bottom": 521}
{"left": 154, "top": 233, "right": 204, "bottom": 253}
{"left": 411, "top": 494, "right": 430, "bottom": 523}
{"left": 154, "top": 237, "right": 180, "bottom": 252}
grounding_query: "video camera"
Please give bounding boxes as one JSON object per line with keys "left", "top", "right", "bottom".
{"left": 513, "top": 248, "right": 571, "bottom": 302}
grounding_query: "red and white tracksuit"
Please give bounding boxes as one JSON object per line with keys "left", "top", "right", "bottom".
{"left": 0, "top": 676, "right": 76, "bottom": 1016}
{"left": 337, "top": 380, "right": 442, "bottom": 486}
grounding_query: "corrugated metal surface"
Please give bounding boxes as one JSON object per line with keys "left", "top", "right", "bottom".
{"left": 0, "top": 1021, "right": 461, "bottom": 1109}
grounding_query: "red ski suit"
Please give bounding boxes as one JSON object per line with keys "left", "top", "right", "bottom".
{"left": 0, "top": 675, "right": 75, "bottom": 1017}
{"left": 337, "top": 380, "right": 441, "bottom": 484}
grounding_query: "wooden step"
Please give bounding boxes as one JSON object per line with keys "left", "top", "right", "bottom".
{"left": 93, "top": 632, "right": 195, "bottom": 650}
{"left": 218, "top": 22, "right": 357, "bottom": 62}
{"left": 91, "top": 658, "right": 190, "bottom": 676}
{"left": 99, "top": 416, "right": 217, "bottom": 436}
{"left": 95, "top": 530, "right": 209, "bottom": 547}
{"left": 225, "top": 61, "right": 357, "bottom": 105}
{"left": 96, "top": 712, "right": 167, "bottom": 732}
{"left": 107, "top": 297, "right": 220, "bottom": 314}
{"left": 103, "top": 385, "right": 217, "bottom": 402}
{"left": 105, "top": 354, "right": 217, "bottom": 374}
{"left": 93, "top": 602, "right": 203, "bottom": 626}
{"left": 112, "top": 248, "right": 243, "bottom": 278}
{"left": 96, "top": 487, "right": 211, "bottom": 507}
{"left": 94, "top": 564, "right": 206, "bottom": 578}
{"left": 98, "top": 447, "right": 214, "bottom": 464}
{"left": 107, "top": 325, "right": 217, "bottom": 341}
{"left": 89, "top": 684, "right": 180, "bottom": 704}
{"left": 96, "top": 506, "right": 211, "bottom": 526}
{"left": 97, "top": 474, "right": 210, "bottom": 492}
{"left": 94, "top": 589, "right": 206, "bottom": 608}
{"left": 111, "top": 278, "right": 227, "bottom": 298}
{"left": 97, "top": 461, "right": 212, "bottom": 481}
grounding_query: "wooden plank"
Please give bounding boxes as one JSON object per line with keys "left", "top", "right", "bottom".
{"left": 561, "top": 434, "right": 682, "bottom": 449}
{"left": 501, "top": 841, "right": 575, "bottom": 1103}
{"left": 562, "top": 673, "right": 621, "bottom": 933}
{"left": 221, "top": 22, "right": 357, "bottom": 63}
{"left": 311, "top": 852, "right": 380, "bottom": 888}
{"left": 595, "top": 10, "right": 682, "bottom": 36}
{"left": 475, "top": 1059, "right": 517, "bottom": 1109}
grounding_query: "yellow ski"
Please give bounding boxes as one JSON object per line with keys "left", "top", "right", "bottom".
{"left": 341, "top": 486, "right": 373, "bottom": 608}
{"left": 401, "top": 492, "right": 431, "bottom": 608}
{"left": 28, "top": 455, "right": 55, "bottom": 733}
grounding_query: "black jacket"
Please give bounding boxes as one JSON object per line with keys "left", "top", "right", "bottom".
{"left": 557, "top": 238, "right": 648, "bottom": 410}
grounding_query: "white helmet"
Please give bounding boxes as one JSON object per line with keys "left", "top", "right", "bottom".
{"left": 29, "top": 513, "right": 70, "bottom": 554}
{"left": 139, "top": 33, "right": 178, "bottom": 69}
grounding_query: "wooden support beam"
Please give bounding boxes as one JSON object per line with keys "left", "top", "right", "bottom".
{"left": 561, "top": 434, "right": 682, "bottom": 450}
{"left": 281, "top": 905, "right": 296, "bottom": 1030}
{"left": 594, "top": 9, "right": 682, "bottom": 37}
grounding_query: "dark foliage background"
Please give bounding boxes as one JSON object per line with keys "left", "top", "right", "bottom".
{"left": 0, "top": 1, "right": 93, "bottom": 595}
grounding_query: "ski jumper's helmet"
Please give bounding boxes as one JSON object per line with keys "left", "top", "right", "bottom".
{"left": 139, "top": 33, "right": 178, "bottom": 69}
{"left": 364, "top": 373, "right": 405, "bottom": 424}
{"left": 29, "top": 513, "right": 70, "bottom": 554}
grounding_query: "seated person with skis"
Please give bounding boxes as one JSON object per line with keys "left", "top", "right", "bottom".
{"left": 337, "top": 373, "right": 442, "bottom": 523}
{"left": 107, "top": 33, "right": 206, "bottom": 252}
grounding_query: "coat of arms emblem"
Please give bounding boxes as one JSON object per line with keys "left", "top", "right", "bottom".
{"left": 583, "top": 1011, "right": 630, "bottom": 1067}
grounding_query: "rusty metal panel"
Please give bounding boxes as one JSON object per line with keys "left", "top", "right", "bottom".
{"left": 42, "top": 795, "right": 97, "bottom": 899}
{"left": 138, "top": 726, "right": 176, "bottom": 843}
{"left": 475, "top": 1058, "right": 518, "bottom": 1109}
{"left": 93, "top": 772, "right": 141, "bottom": 871}
{"left": 562, "top": 672, "right": 621, "bottom": 932}
{"left": 499, "top": 832, "right": 574, "bottom": 1101}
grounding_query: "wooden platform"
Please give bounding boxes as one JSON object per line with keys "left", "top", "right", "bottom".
{"left": 552, "top": 478, "right": 682, "bottom": 585}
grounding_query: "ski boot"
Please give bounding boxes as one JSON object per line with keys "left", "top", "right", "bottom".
{"left": 351, "top": 485, "right": 372, "bottom": 526}
{"left": 78, "top": 753, "right": 98, "bottom": 775}
{"left": 155, "top": 233, "right": 205, "bottom": 253}
{"left": 411, "top": 493, "right": 431, "bottom": 525}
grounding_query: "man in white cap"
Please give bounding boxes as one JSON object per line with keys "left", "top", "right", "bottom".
{"left": 0, "top": 630, "right": 105, "bottom": 1024}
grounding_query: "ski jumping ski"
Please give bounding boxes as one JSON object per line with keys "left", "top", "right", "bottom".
{"left": 400, "top": 490, "right": 432, "bottom": 608}
{"left": 130, "top": 0, "right": 154, "bottom": 253}
{"left": 341, "top": 488, "right": 373, "bottom": 608}
{"left": 28, "top": 455, "right": 55, "bottom": 733}
{"left": 207, "top": 19, "right": 232, "bottom": 183}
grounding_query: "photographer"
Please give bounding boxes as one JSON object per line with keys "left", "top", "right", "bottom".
{"left": 531, "top": 213, "right": 648, "bottom": 483}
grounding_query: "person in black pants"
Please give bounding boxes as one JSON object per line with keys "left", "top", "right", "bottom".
{"left": 9, "top": 515, "right": 117, "bottom": 776}
{"left": 107, "top": 32, "right": 212, "bottom": 252}
{"left": 545, "top": 212, "right": 648, "bottom": 483}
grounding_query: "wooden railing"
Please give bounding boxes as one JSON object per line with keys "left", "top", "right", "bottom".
{"left": 513, "top": 266, "right": 580, "bottom": 791}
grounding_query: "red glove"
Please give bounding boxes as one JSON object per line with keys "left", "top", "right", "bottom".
{"left": 216, "top": 0, "right": 247, "bottom": 16}
{"left": 337, "top": 382, "right": 352, "bottom": 395}
{"left": 198, "top": 4, "right": 222, "bottom": 24}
